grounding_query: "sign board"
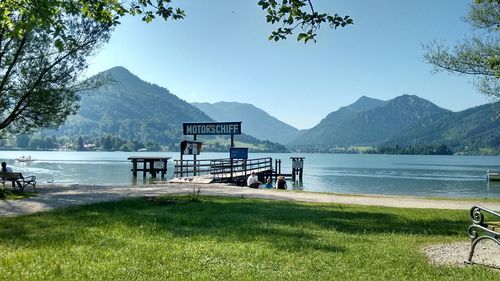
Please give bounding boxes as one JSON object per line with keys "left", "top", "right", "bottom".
{"left": 183, "top": 122, "right": 242, "bottom": 135}
{"left": 292, "top": 160, "right": 304, "bottom": 169}
{"left": 230, "top": 147, "right": 248, "bottom": 160}
{"left": 180, "top": 140, "right": 203, "bottom": 155}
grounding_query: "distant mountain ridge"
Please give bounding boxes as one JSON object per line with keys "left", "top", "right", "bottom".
{"left": 48, "top": 67, "right": 288, "bottom": 151}
{"left": 289, "top": 96, "right": 387, "bottom": 145}
{"left": 289, "top": 94, "right": 499, "bottom": 153}
{"left": 192, "top": 101, "right": 299, "bottom": 144}
{"left": 386, "top": 101, "right": 500, "bottom": 151}
{"left": 46, "top": 66, "right": 499, "bottom": 154}
{"left": 334, "top": 95, "right": 450, "bottom": 145}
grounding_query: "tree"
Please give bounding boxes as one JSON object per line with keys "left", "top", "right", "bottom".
{"left": 424, "top": 0, "right": 499, "bottom": 99}
{"left": 0, "top": 1, "right": 351, "bottom": 136}
{"left": 16, "top": 134, "right": 30, "bottom": 148}
{"left": 76, "top": 136, "right": 84, "bottom": 151}
{"left": 101, "top": 135, "right": 113, "bottom": 151}
{"left": 0, "top": 1, "right": 187, "bottom": 136}
{"left": 28, "top": 137, "right": 44, "bottom": 150}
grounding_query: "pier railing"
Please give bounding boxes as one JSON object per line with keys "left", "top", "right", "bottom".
{"left": 173, "top": 157, "right": 273, "bottom": 181}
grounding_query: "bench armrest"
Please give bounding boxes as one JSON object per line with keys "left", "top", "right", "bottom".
{"left": 23, "top": 175, "right": 36, "bottom": 182}
{"left": 466, "top": 205, "right": 500, "bottom": 263}
{"left": 470, "top": 205, "right": 500, "bottom": 225}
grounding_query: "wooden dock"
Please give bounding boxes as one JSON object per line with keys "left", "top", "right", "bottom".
{"left": 128, "top": 156, "right": 171, "bottom": 178}
{"left": 171, "top": 157, "right": 299, "bottom": 184}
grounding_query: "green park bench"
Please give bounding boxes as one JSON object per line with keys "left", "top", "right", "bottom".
{"left": 0, "top": 172, "right": 37, "bottom": 192}
{"left": 466, "top": 205, "right": 500, "bottom": 264}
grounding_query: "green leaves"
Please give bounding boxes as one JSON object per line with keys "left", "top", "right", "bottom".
{"left": 424, "top": 0, "right": 499, "bottom": 99}
{"left": 268, "top": 27, "right": 292, "bottom": 41}
{"left": 54, "top": 39, "right": 64, "bottom": 52}
{"left": 297, "top": 31, "right": 314, "bottom": 43}
{"left": 258, "top": 0, "right": 353, "bottom": 43}
{"left": 0, "top": 0, "right": 187, "bottom": 134}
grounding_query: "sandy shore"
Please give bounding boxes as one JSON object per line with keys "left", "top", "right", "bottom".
{"left": 1, "top": 182, "right": 499, "bottom": 217}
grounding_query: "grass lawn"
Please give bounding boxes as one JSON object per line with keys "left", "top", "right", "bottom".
{"left": 0, "top": 189, "right": 37, "bottom": 200}
{"left": 0, "top": 196, "right": 496, "bottom": 280}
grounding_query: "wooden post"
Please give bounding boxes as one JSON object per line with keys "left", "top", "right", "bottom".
{"left": 193, "top": 134, "right": 197, "bottom": 176}
{"left": 270, "top": 157, "right": 273, "bottom": 175}
{"left": 291, "top": 157, "right": 305, "bottom": 183}
{"left": 143, "top": 161, "right": 147, "bottom": 178}
{"left": 274, "top": 159, "right": 282, "bottom": 180}
{"left": 244, "top": 159, "right": 247, "bottom": 180}
{"left": 299, "top": 159, "right": 303, "bottom": 181}
{"left": 132, "top": 160, "right": 137, "bottom": 177}
{"left": 274, "top": 159, "right": 278, "bottom": 180}
{"left": 230, "top": 158, "right": 234, "bottom": 182}
{"left": 150, "top": 160, "right": 157, "bottom": 178}
{"left": 161, "top": 159, "right": 167, "bottom": 178}
{"left": 180, "top": 153, "right": 183, "bottom": 178}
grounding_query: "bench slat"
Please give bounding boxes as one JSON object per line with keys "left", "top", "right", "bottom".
{"left": 0, "top": 172, "right": 23, "bottom": 180}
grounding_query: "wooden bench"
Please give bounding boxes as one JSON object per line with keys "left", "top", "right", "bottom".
{"left": 466, "top": 205, "right": 500, "bottom": 264}
{"left": 0, "top": 172, "right": 37, "bottom": 192}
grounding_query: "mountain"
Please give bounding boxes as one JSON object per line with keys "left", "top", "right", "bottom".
{"left": 290, "top": 95, "right": 450, "bottom": 148}
{"left": 290, "top": 96, "right": 387, "bottom": 145}
{"left": 52, "top": 66, "right": 212, "bottom": 144}
{"left": 289, "top": 96, "right": 387, "bottom": 146}
{"left": 192, "top": 102, "right": 299, "bottom": 144}
{"left": 48, "top": 67, "right": 288, "bottom": 152}
{"left": 386, "top": 101, "right": 500, "bottom": 152}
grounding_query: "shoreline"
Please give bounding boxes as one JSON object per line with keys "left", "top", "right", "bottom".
{"left": 1, "top": 183, "right": 500, "bottom": 217}
{"left": 32, "top": 181, "right": 500, "bottom": 202}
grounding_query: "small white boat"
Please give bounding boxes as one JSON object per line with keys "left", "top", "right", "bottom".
{"left": 15, "top": 155, "right": 36, "bottom": 162}
{"left": 487, "top": 170, "right": 500, "bottom": 181}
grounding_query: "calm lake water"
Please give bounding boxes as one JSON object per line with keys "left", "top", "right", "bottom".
{"left": 1, "top": 151, "right": 499, "bottom": 198}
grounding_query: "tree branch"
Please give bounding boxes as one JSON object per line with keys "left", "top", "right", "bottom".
{"left": 307, "top": 0, "right": 315, "bottom": 14}
{"left": 0, "top": 32, "right": 28, "bottom": 95}
{"left": 0, "top": 33, "right": 99, "bottom": 131}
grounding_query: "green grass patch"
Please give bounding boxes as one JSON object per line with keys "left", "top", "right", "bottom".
{"left": 349, "top": 145, "right": 374, "bottom": 152}
{"left": 0, "top": 189, "right": 37, "bottom": 200}
{"left": 0, "top": 196, "right": 496, "bottom": 280}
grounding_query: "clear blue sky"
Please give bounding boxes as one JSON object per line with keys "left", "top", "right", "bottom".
{"left": 87, "top": 0, "right": 489, "bottom": 130}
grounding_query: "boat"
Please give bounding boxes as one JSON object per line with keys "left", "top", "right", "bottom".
{"left": 15, "top": 155, "right": 36, "bottom": 162}
{"left": 487, "top": 170, "right": 500, "bottom": 181}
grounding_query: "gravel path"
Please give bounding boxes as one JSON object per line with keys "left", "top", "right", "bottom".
{"left": 423, "top": 241, "right": 499, "bottom": 270}
{"left": 1, "top": 183, "right": 499, "bottom": 269}
{"left": 2, "top": 182, "right": 500, "bottom": 217}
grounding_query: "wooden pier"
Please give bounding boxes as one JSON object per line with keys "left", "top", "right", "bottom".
{"left": 172, "top": 157, "right": 303, "bottom": 184}
{"left": 128, "top": 156, "right": 171, "bottom": 178}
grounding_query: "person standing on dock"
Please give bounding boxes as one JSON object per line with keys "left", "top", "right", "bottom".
{"left": 247, "top": 172, "right": 261, "bottom": 189}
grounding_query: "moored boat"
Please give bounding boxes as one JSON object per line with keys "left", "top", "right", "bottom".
{"left": 487, "top": 170, "right": 500, "bottom": 181}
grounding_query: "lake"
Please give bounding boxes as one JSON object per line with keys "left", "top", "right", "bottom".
{"left": 1, "top": 151, "right": 499, "bottom": 198}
